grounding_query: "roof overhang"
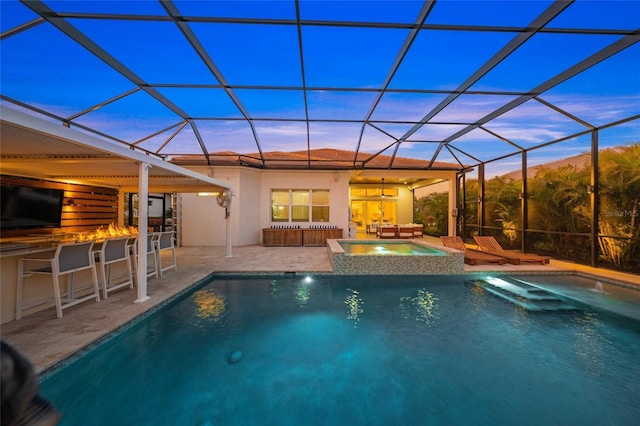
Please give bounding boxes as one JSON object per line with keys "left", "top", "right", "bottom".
{"left": 0, "top": 105, "right": 231, "bottom": 194}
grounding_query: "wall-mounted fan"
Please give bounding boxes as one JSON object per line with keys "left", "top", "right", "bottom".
{"left": 216, "top": 190, "right": 232, "bottom": 218}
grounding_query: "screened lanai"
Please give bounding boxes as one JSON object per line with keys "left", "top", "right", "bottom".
{"left": 1, "top": 0, "right": 639, "bottom": 272}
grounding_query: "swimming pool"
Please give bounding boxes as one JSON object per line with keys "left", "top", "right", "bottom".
{"left": 40, "top": 275, "right": 640, "bottom": 426}
{"left": 328, "top": 239, "right": 464, "bottom": 274}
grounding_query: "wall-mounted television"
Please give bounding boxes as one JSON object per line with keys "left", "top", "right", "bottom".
{"left": 1, "top": 184, "right": 65, "bottom": 230}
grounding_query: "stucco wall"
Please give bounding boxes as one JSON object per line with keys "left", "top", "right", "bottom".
{"left": 258, "top": 170, "right": 350, "bottom": 233}
{"left": 180, "top": 167, "right": 350, "bottom": 246}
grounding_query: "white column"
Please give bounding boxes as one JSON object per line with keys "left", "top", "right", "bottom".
{"left": 135, "top": 162, "right": 151, "bottom": 303}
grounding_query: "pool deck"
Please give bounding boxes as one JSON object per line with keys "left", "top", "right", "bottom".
{"left": 1, "top": 235, "right": 639, "bottom": 375}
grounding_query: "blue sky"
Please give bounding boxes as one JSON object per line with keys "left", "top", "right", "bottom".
{"left": 1, "top": 0, "right": 638, "bottom": 173}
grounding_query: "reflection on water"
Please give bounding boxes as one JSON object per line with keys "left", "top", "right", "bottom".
{"left": 193, "top": 289, "right": 226, "bottom": 321}
{"left": 295, "top": 281, "right": 311, "bottom": 306}
{"left": 345, "top": 288, "right": 364, "bottom": 326}
{"left": 400, "top": 289, "right": 439, "bottom": 325}
{"left": 574, "top": 311, "right": 606, "bottom": 377}
{"left": 270, "top": 279, "right": 280, "bottom": 298}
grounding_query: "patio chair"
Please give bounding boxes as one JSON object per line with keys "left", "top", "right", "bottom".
{"left": 95, "top": 236, "right": 134, "bottom": 299}
{"left": 397, "top": 225, "right": 414, "bottom": 239}
{"left": 378, "top": 225, "right": 397, "bottom": 239}
{"left": 412, "top": 225, "right": 424, "bottom": 238}
{"left": 17, "top": 241, "right": 100, "bottom": 319}
{"left": 440, "top": 236, "right": 507, "bottom": 265}
{"left": 473, "top": 236, "right": 550, "bottom": 265}
{"left": 154, "top": 231, "right": 177, "bottom": 276}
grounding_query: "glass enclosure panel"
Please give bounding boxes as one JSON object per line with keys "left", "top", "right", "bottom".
{"left": 526, "top": 138, "right": 591, "bottom": 259}
{"left": 415, "top": 191, "right": 448, "bottom": 237}
{"left": 351, "top": 188, "right": 367, "bottom": 197}
{"left": 597, "top": 131, "right": 640, "bottom": 272}
{"left": 526, "top": 230, "right": 591, "bottom": 264}
{"left": 483, "top": 155, "right": 523, "bottom": 246}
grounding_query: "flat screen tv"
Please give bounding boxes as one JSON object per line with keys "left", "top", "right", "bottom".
{"left": 1, "top": 184, "right": 65, "bottom": 230}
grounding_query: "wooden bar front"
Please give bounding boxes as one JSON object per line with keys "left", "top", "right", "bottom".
{"left": 262, "top": 228, "right": 343, "bottom": 247}
{"left": 302, "top": 229, "right": 343, "bottom": 246}
{"left": 262, "top": 228, "right": 303, "bottom": 247}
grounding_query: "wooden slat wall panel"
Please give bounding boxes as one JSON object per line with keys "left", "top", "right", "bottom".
{"left": 1, "top": 175, "right": 118, "bottom": 238}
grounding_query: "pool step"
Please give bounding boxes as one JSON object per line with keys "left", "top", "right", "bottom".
{"left": 469, "top": 277, "right": 579, "bottom": 312}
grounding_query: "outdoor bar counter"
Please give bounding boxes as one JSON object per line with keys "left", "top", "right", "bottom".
{"left": 262, "top": 227, "right": 344, "bottom": 247}
{"left": 1, "top": 240, "right": 60, "bottom": 324}
{"left": 0, "top": 238, "right": 109, "bottom": 324}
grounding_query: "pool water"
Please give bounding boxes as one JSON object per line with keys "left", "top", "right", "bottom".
{"left": 339, "top": 241, "right": 444, "bottom": 255}
{"left": 40, "top": 275, "right": 640, "bottom": 426}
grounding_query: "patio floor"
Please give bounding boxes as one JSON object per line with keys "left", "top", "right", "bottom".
{"left": 1, "top": 237, "right": 639, "bottom": 374}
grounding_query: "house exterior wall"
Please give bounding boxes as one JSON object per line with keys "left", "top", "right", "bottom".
{"left": 396, "top": 185, "right": 415, "bottom": 224}
{"left": 180, "top": 167, "right": 350, "bottom": 246}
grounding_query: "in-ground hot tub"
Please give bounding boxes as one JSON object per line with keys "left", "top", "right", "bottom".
{"left": 327, "top": 239, "right": 464, "bottom": 275}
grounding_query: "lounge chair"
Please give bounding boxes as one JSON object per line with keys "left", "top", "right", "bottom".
{"left": 440, "top": 236, "right": 507, "bottom": 265}
{"left": 473, "top": 236, "right": 550, "bottom": 265}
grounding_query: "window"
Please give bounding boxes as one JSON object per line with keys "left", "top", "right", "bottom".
{"left": 311, "top": 190, "right": 330, "bottom": 222}
{"left": 271, "top": 189, "right": 330, "bottom": 223}
{"left": 271, "top": 190, "right": 289, "bottom": 221}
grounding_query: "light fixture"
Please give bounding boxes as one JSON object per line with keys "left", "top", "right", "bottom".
{"left": 381, "top": 178, "right": 385, "bottom": 198}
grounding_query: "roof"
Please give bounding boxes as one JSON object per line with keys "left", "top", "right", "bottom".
{"left": 1, "top": 0, "right": 638, "bottom": 177}
{"left": 0, "top": 106, "right": 231, "bottom": 193}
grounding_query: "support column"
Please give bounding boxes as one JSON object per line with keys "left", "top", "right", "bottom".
{"left": 226, "top": 201, "right": 232, "bottom": 258}
{"left": 590, "top": 130, "right": 599, "bottom": 267}
{"left": 478, "top": 163, "right": 485, "bottom": 235}
{"left": 135, "top": 162, "right": 151, "bottom": 304}
{"left": 521, "top": 151, "right": 528, "bottom": 252}
{"left": 448, "top": 178, "right": 457, "bottom": 236}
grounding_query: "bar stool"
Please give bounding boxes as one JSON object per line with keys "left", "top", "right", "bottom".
{"left": 17, "top": 241, "right": 100, "bottom": 319}
{"left": 154, "top": 231, "right": 177, "bottom": 276}
{"left": 130, "top": 234, "right": 159, "bottom": 281}
{"left": 94, "top": 236, "right": 134, "bottom": 299}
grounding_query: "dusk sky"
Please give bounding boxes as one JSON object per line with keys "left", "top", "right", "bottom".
{"left": 1, "top": 0, "right": 638, "bottom": 175}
